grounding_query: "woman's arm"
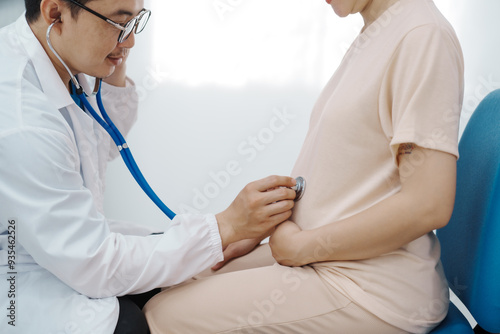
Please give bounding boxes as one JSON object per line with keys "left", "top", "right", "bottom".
{"left": 269, "top": 144, "right": 456, "bottom": 266}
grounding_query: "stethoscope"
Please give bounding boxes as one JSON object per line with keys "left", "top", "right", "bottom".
{"left": 46, "top": 20, "right": 306, "bottom": 221}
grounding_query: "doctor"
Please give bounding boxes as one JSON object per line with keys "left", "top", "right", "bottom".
{"left": 0, "top": 0, "right": 297, "bottom": 333}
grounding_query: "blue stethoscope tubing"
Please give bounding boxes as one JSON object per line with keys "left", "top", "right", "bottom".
{"left": 75, "top": 81, "right": 176, "bottom": 220}
{"left": 46, "top": 19, "right": 175, "bottom": 220}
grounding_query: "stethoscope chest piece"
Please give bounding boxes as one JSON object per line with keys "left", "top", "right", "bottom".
{"left": 293, "top": 176, "right": 306, "bottom": 201}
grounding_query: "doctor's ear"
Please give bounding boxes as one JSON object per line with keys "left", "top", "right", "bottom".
{"left": 39, "top": 0, "right": 66, "bottom": 26}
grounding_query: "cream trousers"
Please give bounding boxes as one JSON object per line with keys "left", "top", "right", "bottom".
{"left": 143, "top": 244, "right": 407, "bottom": 334}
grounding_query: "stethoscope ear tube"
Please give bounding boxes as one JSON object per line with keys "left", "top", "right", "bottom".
{"left": 46, "top": 20, "right": 101, "bottom": 97}
{"left": 46, "top": 20, "right": 81, "bottom": 92}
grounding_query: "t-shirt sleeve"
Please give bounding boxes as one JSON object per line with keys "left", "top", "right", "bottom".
{"left": 379, "top": 23, "right": 464, "bottom": 165}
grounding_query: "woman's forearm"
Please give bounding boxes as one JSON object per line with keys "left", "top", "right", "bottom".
{"left": 298, "top": 191, "right": 446, "bottom": 263}
{"left": 271, "top": 148, "right": 457, "bottom": 266}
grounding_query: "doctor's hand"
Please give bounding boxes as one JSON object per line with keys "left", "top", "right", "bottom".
{"left": 269, "top": 221, "right": 310, "bottom": 267}
{"left": 216, "top": 175, "right": 296, "bottom": 249}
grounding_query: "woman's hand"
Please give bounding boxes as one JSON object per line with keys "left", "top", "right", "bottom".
{"left": 269, "top": 221, "right": 310, "bottom": 267}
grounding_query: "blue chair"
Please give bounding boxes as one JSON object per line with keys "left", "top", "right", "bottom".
{"left": 431, "top": 89, "right": 500, "bottom": 334}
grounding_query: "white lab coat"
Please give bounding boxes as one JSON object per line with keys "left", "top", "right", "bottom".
{"left": 0, "top": 16, "right": 223, "bottom": 334}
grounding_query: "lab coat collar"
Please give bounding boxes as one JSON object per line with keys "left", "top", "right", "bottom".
{"left": 15, "top": 15, "right": 75, "bottom": 110}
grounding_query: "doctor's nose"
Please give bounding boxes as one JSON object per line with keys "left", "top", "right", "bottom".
{"left": 119, "top": 32, "right": 136, "bottom": 49}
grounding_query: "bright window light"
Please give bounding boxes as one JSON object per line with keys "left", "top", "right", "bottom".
{"left": 150, "top": 0, "right": 363, "bottom": 88}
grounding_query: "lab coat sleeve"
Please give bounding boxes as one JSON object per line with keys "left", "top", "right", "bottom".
{"left": 106, "top": 218, "right": 160, "bottom": 236}
{"left": 0, "top": 127, "right": 224, "bottom": 298}
{"left": 100, "top": 78, "right": 139, "bottom": 161}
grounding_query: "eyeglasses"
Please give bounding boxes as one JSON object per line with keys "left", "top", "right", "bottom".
{"left": 66, "top": 0, "right": 151, "bottom": 43}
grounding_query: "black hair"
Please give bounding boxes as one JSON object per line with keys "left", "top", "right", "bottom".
{"left": 25, "top": 0, "right": 94, "bottom": 24}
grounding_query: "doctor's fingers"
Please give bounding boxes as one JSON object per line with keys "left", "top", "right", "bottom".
{"left": 263, "top": 199, "right": 295, "bottom": 220}
{"left": 252, "top": 175, "right": 296, "bottom": 192}
{"left": 259, "top": 207, "right": 293, "bottom": 229}
{"left": 261, "top": 186, "right": 297, "bottom": 204}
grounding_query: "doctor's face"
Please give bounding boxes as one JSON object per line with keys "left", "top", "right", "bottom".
{"left": 58, "top": 0, "right": 144, "bottom": 79}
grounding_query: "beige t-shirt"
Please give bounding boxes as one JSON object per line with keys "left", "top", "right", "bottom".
{"left": 290, "top": 0, "right": 464, "bottom": 332}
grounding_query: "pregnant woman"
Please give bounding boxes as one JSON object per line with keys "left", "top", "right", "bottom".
{"left": 144, "top": 0, "right": 464, "bottom": 332}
